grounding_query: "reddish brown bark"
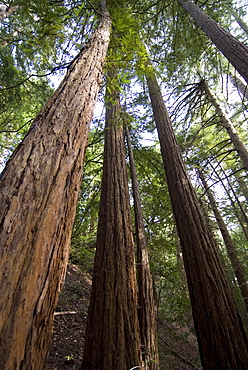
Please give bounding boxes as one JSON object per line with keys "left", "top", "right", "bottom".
{"left": 0, "top": 3, "right": 111, "bottom": 369}
{"left": 125, "top": 127, "right": 159, "bottom": 369}
{"left": 177, "top": 0, "right": 248, "bottom": 84}
{"left": 147, "top": 72, "right": 248, "bottom": 369}
{"left": 81, "top": 80, "right": 142, "bottom": 370}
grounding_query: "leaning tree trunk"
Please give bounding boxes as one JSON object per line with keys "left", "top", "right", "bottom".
{"left": 81, "top": 76, "right": 142, "bottom": 370}
{"left": 125, "top": 126, "right": 159, "bottom": 370}
{"left": 209, "top": 161, "right": 248, "bottom": 243}
{"left": 199, "top": 79, "right": 248, "bottom": 171}
{"left": 0, "top": 3, "right": 111, "bottom": 369}
{"left": 229, "top": 7, "right": 248, "bottom": 36}
{"left": 235, "top": 173, "right": 248, "bottom": 203}
{"left": 146, "top": 71, "right": 248, "bottom": 369}
{"left": 229, "top": 74, "right": 248, "bottom": 100}
{"left": 177, "top": 0, "right": 248, "bottom": 84}
{"left": 198, "top": 169, "right": 248, "bottom": 314}
{"left": 220, "top": 164, "right": 248, "bottom": 238}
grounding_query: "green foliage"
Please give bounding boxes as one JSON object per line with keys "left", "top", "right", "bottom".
{"left": 0, "top": 0, "right": 100, "bottom": 164}
{"left": 0, "top": 75, "right": 53, "bottom": 165}
{"left": 70, "top": 124, "right": 104, "bottom": 272}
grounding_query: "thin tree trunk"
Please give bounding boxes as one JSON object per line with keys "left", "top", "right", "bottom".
{"left": 220, "top": 165, "right": 248, "bottom": 237}
{"left": 146, "top": 71, "right": 248, "bottom": 369}
{"left": 0, "top": 3, "right": 111, "bottom": 369}
{"left": 81, "top": 74, "right": 142, "bottom": 370}
{"left": 125, "top": 126, "right": 159, "bottom": 370}
{"left": 229, "top": 8, "right": 248, "bottom": 36}
{"left": 235, "top": 174, "right": 248, "bottom": 203}
{"left": 175, "top": 240, "right": 188, "bottom": 290}
{"left": 209, "top": 162, "right": 248, "bottom": 243}
{"left": 224, "top": 169, "right": 248, "bottom": 227}
{"left": 199, "top": 79, "right": 248, "bottom": 171}
{"left": 177, "top": 0, "right": 248, "bottom": 84}
{"left": 199, "top": 169, "right": 248, "bottom": 313}
{"left": 229, "top": 74, "right": 248, "bottom": 100}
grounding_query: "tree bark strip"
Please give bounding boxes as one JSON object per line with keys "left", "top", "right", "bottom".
{"left": 199, "top": 79, "right": 248, "bottom": 171}
{"left": 177, "top": 0, "right": 248, "bottom": 84}
{"left": 229, "top": 74, "right": 248, "bottom": 100}
{"left": 209, "top": 162, "right": 248, "bottom": 243}
{"left": 146, "top": 71, "right": 248, "bottom": 370}
{"left": 229, "top": 8, "right": 248, "bottom": 36}
{"left": 81, "top": 74, "right": 142, "bottom": 370}
{"left": 125, "top": 126, "right": 159, "bottom": 370}
{"left": 0, "top": 3, "right": 111, "bottom": 369}
{"left": 199, "top": 169, "right": 248, "bottom": 314}
{"left": 235, "top": 174, "right": 248, "bottom": 203}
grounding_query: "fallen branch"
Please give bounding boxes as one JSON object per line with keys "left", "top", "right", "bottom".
{"left": 160, "top": 337, "right": 201, "bottom": 370}
{"left": 54, "top": 311, "right": 77, "bottom": 316}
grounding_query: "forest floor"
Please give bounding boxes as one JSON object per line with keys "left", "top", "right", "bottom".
{"left": 46, "top": 263, "right": 202, "bottom": 370}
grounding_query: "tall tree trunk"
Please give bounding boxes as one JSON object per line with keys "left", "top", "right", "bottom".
{"left": 209, "top": 162, "right": 248, "bottom": 243}
{"left": 235, "top": 174, "right": 248, "bottom": 203}
{"left": 222, "top": 167, "right": 248, "bottom": 227}
{"left": 0, "top": 3, "right": 111, "bottom": 369}
{"left": 81, "top": 76, "right": 142, "bottom": 370}
{"left": 177, "top": 0, "right": 248, "bottom": 84}
{"left": 198, "top": 169, "right": 248, "bottom": 314}
{"left": 146, "top": 71, "right": 248, "bottom": 369}
{"left": 229, "top": 8, "right": 248, "bottom": 36}
{"left": 125, "top": 126, "right": 159, "bottom": 370}
{"left": 175, "top": 240, "right": 188, "bottom": 290}
{"left": 229, "top": 74, "right": 248, "bottom": 100}
{"left": 199, "top": 79, "right": 248, "bottom": 171}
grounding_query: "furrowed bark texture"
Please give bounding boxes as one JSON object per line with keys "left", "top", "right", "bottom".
{"left": 200, "top": 79, "right": 248, "bottom": 171}
{"left": 0, "top": 6, "right": 111, "bottom": 369}
{"left": 147, "top": 74, "right": 248, "bottom": 370}
{"left": 177, "top": 0, "right": 248, "bottom": 84}
{"left": 125, "top": 127, "right": 159, "bottom": 370}
{"left": 82, "top": 88, "right": 142, "bottom": 369}
{"left": 199, "top": 170, "right": 248, "bottom": 314}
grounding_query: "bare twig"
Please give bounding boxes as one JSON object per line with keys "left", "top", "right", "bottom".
{"left": 160, "top": 336, "right": 201, "bottom": 370}
{"left": 54, "top": 311, "right": 77, "bottom": 316}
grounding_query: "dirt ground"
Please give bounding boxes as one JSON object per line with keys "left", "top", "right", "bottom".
{"left": 46, "top": 264, "right": 91, "bottom": 369}
{"left": 46, "top": 264, "right": 201, "bottom": 370}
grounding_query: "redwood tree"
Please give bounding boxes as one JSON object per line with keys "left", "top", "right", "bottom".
{"left": 199, "top": 79, "right": 248, "bottom": 171}
{"left": 229, "top": 74, "right": 248, "bottom": 100}
{"left": 177, "top": 0, "right": 248, "bottom": 84}
{"left": 81, "top": 76, "right": 142, "bottom": 370}
{"left": 0, "top": 2, "right": 111, "bottom": 368}
{"left": 209, "top": 162, "right": 248, "bottom": 243}
{"left": 229, "top": 7, "right": 248, "bottom": 36}
{"left": 199, "top": 169, "right": 248, "bottom": 314}
{"left": 125, "top": 126, "right": 159, "bottom": 369}
{"left": 146, "top": 70, "right": 248, "bottom": 369}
